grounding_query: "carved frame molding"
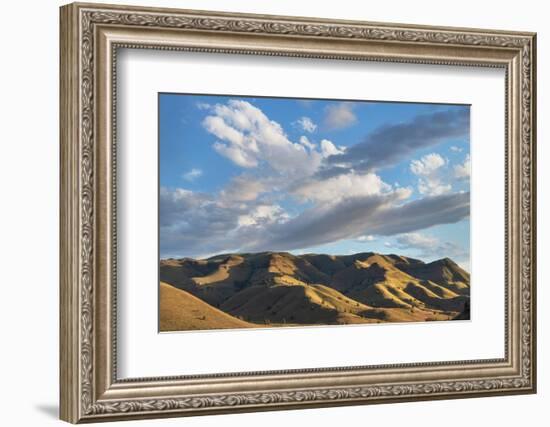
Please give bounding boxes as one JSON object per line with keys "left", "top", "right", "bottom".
{"left": 60, "top": 2, "right": 536, "bottom": 423}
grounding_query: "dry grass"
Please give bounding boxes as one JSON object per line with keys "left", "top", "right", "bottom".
{"left": 159, "top": 282, "right": 260, "bottom": 331}
{"left": 159, "top": 251, "right": 470, "bottom": 331}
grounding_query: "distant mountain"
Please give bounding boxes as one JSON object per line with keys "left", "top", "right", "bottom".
{"left": 159, "top": 251, "right": 470, "bottom": 331}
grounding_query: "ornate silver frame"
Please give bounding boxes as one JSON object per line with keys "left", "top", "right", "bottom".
{"left": 60, "top": 2, "right": 537, "bottom": 423}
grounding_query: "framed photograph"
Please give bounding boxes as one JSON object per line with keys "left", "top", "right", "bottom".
{"left": 60, "top": 2, "right": 537, "bottom": 423}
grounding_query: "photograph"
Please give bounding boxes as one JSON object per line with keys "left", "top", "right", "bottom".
{"left": 158, "top": 94, "right": 471, "bottom": 332}
{"left": 57, "top": 3, "right": 536, "bottom": 422}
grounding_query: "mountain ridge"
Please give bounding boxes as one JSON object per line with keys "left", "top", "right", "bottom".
{"left": 160, "top": 251, "right": 470, "bottom": 331}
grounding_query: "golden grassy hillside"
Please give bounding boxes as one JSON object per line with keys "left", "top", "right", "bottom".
{"left": 160, "top": 251, "right": 470, "bottom": 331}
{"left": 159, "top": 282, "right": 259, "bottom": 331}
{"left": 220, "top": 282, "right": 377, "bottom": 325}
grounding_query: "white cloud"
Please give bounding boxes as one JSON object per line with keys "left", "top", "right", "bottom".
{"left": 203, "top": 100, "right": 322, "bottom": 176}
{"left": 357, "top": 235, "right": 376, "bottom": 242}
{"left": 410, "top": 153, "right": 452, "bottom": 196}
{"left": 454, "top": 154, "right": 471, "bottom": 179}
{"left": 294, "top": 116, "right": 317, "bottom": 133}
{"left": 323, "top": 102, "right": 357, "bottom": 130}
{"left": 417, "top": 180, "right": 452, "bottom": 196}
{"left": 410, "top": 153, "right": 446, "bottom": 176}
{"left": 292, "top": 171, "right": 395, "bottom": 203}
{"left": 182, "top": 168, "right": 203, "bottom": 181}
{"left": 212, "top": 141, "right": 258, "bottom": 168}
{"left": 203, "top": 115, "right": 247, "bottom": 146}
{"left": 238, "top": 204, "right": 289, "bottom": 227}
{"left": 299, "top": 135, "right": 316, "bottom": 150}
{"left": 450, "top": 145, "right": 463, "bottom": 152}
{"left": 320, "top": 139, "right": 345, "bottom": 158}
{"left": 220, "top": 175, "right": 265, "bottom": 202}
{"left": 394, "top": 232, "right": 439, "bottom": 250}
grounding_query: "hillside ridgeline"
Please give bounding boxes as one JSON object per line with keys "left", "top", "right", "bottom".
{"left": 160, "top": 251, "right": 470, "bottom": 331}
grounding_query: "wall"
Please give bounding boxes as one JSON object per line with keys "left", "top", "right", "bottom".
{"left": 0, "top": 0, "right": 546, "bottom": 425}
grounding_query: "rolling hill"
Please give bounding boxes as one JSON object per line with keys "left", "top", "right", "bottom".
{"left": 159, "top": 251, "right": 470, "bottom": 331}
{"left": 159, "top": 282, "right": 259, "bottom": 331}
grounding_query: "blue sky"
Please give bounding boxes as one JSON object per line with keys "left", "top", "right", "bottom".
{"left": 159, "top": 93, "right": 470, "bottom": 270}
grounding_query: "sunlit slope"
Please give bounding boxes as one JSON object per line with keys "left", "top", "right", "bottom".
{"left": 160, "top": 251, "right": 470, "bottom": 329}
{"left": 159, "top": 282, "right": 259, "bottom": 331}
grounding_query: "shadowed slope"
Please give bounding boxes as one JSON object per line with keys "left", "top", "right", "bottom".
{"left": 398, "top": 258, "right": 470, "bottom": 295}
{"left": 160, "top": 251, "right": 470, "bottom": 330}
{"left": 220, "top": 283, "right": 378, "bottom": 325}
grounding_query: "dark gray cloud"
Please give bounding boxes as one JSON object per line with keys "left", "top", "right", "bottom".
{"left": 363, "top": 191, "right": 470, "bottom": 236}
{"left": 160, "top": 187, "right": 470, "bottom": 258}
{"left": 160, "top": 185, "right": 293, "bottom": 257}
{"left": 160, "top": 185, "right": 388, "bottom": 257}
{"left": 160, "top": 187, "right": 245, "bottom": 256}
{"left": 326, "top": 108, "right": 470, "bottom": 172}
{"left": 248, "top": 192, "right": 470, "bottom": 254}
{"left": 253, "top": 193, "right": 401, "bottom": 252}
